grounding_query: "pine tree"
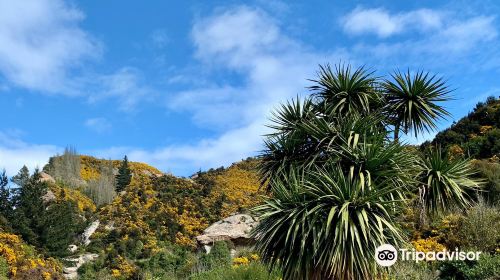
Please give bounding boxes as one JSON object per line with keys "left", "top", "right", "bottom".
{"left": 11, "top": 165, "right": 29, "bottom": 187}
{"left": 42, "top": 201, "right": 83, "bottom": 257}
{"left": 12, "top": 168, "right": 47, "bottom": 247}
{"left": 0, "top": 169, "right": 12, "bottom": 230}
{"left": 0, "top": 170, "right": 9, "bottom": 214}
{"left": 115, "top": 156, "right": 132, "bottom": 193}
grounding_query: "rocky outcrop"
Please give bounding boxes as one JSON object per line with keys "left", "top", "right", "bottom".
{"left": 63, "top": 253, "right": 98, "bottom": 279}
{"left": 39, "top": 172, "right": 56, "bottom": 183}
{"left": 196, "top": 214, "right": 258, "bottom": 252}
{"left": 62, "top": 221, "right": 100, "bottom": 279}
{"left": 67, "top": 244, "right": 78, "bottom": 253}
{"left": 81, "top": 220, "right": 100, "bottom": 246}
{"left": 42, "top": 189, "right": 56, "bottom": 203}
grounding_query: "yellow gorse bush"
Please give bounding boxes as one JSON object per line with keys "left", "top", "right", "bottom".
{"left": 412, "top": 237, "right": 446, "bottom": 253}
{"left": 0, "top": 232, "right": 62, "bottom": 278}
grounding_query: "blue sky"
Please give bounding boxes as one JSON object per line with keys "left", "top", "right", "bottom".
{"left": 1, "top": 0, "right": 500, "bottom": 176}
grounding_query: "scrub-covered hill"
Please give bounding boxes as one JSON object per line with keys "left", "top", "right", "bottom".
{"left": 428, "top": 95, "right": 500, "bottom": 159}
{"left": 1, "top": 153, "right": 264, "bottom": 279}
{"left": 423, "top": 95, "right": 500, "bottom": 204}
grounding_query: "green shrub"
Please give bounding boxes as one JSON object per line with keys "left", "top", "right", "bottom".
{"left": 198, "top": 241, "right": 232, "bottom": 271}
{"left": 458, "top": 201, "right": 500, "bottom": 253}
{"left": 439, "top": 253, "right": 500, "bottom": 279}
{"left": 0, "top": 256, "right": 8, "bottom": 280}
{"left": 137, "top": 245, "right": 195, "bottom": 279}
{"left": 190, "top": 262, "right": 280, "bottom": 280}
{"left": 388, "top": 261, "right": 435, "bottom": 280}
{"left": 472, "top": 160, "right": 500, "bottom": 204}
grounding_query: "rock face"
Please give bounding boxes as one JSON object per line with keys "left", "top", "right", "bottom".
{"left": 39, "top": 172, "right": 56, "bottom": 184}
{"left": 67, "top": 244, "right": 78, "bottom": 253}
{"left": 196, "top": 214, "right": 258, "bottom": 252}
{"left": 81, "top": 220, "right": 100, "bottom": 246}
{"left": 42, "top": 189, "right": 56, "bottom": 203}
{"left": 63, "top": 253, "right": 99, "bottom": 279}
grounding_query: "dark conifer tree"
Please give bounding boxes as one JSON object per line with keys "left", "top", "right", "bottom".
{"left": 12, "top": 168, "right": 47, "bottom": 247}
{"left": 0, "top": 169, "right": 12, "bottom": 230}
{"left": 115, "top": 156, "right": 132, "bottom": 193}
{"left": 42, "top": 201, "right": 83, "bottom": 257}
{"left": 11, "top": 165, "right": 29, "bottom": 187}
{"left": 0, "top": 169, "right": 9, "bottom": 214}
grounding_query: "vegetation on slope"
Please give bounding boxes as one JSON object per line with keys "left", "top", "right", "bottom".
{"left": 0, "top": 231, "right": 63, "bottom": 279}
{"left": 253, "top": 64, "right": 492, "bottom": 280}
{"left": 1, "top": 87, "right": 499, "bottom": 280}
{"left": 429, "top": 95, "right": 500, "bottom": 159}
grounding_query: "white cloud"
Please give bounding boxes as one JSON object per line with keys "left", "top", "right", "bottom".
{"left": 0, "top": 131, "right": 61, "bottom": 176}
{"left": 344, "top": 8, "right": 497, "bottom": 69}
{"left": 342, "top": 7, "right": 443, "bottom": 38}
{"left": 0, "top": 0, "right": 101, "bottom": 93}
{"left": 147, "top": 6, "right": 341, "bottom": 174}
{"left": 93, "top": 122, "right": 266, "bottom": 175}
{"left": 85, "top": 118, "right": 112, "bottom": 133}
{"left": 170, "top": 7, "right": 337, "bottom": 128}
{"left": 88, "top": 6, "right": 341, "bottom": 175}
{"left": 437, "top": 16, "right": 497, "bottom": 52}
{"left": 151, "top": 29, "right": 169, "bottom": 48}
{"left": 88, "top": 67, "right": 156, "bottom": 111}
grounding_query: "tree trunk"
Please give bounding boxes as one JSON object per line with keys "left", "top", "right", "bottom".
{"left": 394, "top": 123, "right": 400, "bottom": 143}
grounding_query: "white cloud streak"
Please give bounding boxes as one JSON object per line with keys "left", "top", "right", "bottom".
{"left": 0, "top": 131, "right": 61, "bottom": 176}
{"left": 99, "top": 6, "right": 341, "bottom": 175}
{"left": 342, "top": 7, "right": 443, "bottom": 38}
{"left": 88, "top": 67, "right": 156, "bottom": 112}
{"left": 84, "top": 118, "right": 112, "bottom": 133}
{"left": 0, "top": 0, "right": 100, "bottom": 93}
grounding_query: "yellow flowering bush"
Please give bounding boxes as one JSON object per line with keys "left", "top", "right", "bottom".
{"left": 412, "top": 237, "right": 446, "bottom": 253}
{"left": 447, "top": 144, "right": 464, "bottom": 160}
{"left": 0, "top": 232, "right": 62, "bottom": 279}
{"left": 110, "top": 255, "right": 136, "bottom": 279}
{"left": 50, "top": 185, "right": 96, "bottom": 213}
{"left": 202, "top": 162, "right": 262, "bottom": 218}
{"left": 233, "top": 257, "right": 250, "bottom": 266}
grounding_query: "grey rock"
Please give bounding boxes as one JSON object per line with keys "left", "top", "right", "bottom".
{"left": 196, "top": 214, "right": 258, "bottom": 248}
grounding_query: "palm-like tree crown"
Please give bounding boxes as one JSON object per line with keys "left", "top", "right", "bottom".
{"left": 253, "top": 164, "right": 404, "bottom": 280}
{"left": 382, "top": 70, "right": 452, "bottom": 139}
{"left": 418, "top": 147, "right": 481, "bottom": 214}
{"left": 308, "top": 64, "right": 380, "bottom": 115}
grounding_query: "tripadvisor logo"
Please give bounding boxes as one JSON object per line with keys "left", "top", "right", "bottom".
{"left": 375, "top": 244, "right": 398, "bottom": 267}
{"left": 375, "top": 244, "right": 482, "bottom": 267}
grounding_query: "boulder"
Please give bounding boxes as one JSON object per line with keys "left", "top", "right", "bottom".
{"left": 39, "top": 172, "right": 55, "bottom": 184}
{"left": 67, "top": 244, "right": 78, "bottom": 253}
{"left": 104, "top": 221, "right": 115, "bottom": 231}
{"left": 81, "top": 220, "right": 100, "bottom": 246}
{"left": 63, "top": 253, "right": 98, "bottom": 279}
{"left": 42, "top": 189, "right": 56, "bottom": 203}
{"left": 196, "top": 214, "right": 258, "bottom": 251}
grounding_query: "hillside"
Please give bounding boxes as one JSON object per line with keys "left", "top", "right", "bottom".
{"left": 423, "top": 96, "right": 500, "bottom": 204}
{"left": 2, "top": 94, "right": 499, "bottom": 279}
{"left": 429, "top": 95, "right": 500, "bottom": 159}
{"left": 1, "top": 153, "right": 263, "bottom": 279}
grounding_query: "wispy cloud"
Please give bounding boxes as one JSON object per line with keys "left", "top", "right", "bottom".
{"left": 151, "top": 29, "right": 169, "bottom": 48}
{"left": 0, "top": 0, "right": 101, "bottom": 94}
{"left": 343, "top": 8, "right": 498, "bottom": 71}
{"left": 342, "top": 7, "right": 443, "bottom": 38}
{"left": 88, "top": 67, "right": 156, "bottom": 112}
{"left": 0, "top": 131, "right": 61, "bottom": 176}
{"left": 342, "top": 7, "right": 497, "bottom": 58}
{"left": 0, "top": 0, "right": 155, "bottom": 112}
{"left": 84, "top": 118, "right": 112, "bottom": 133}
{"left": 134, "top": 6, "right": 341, "bottom": 174}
